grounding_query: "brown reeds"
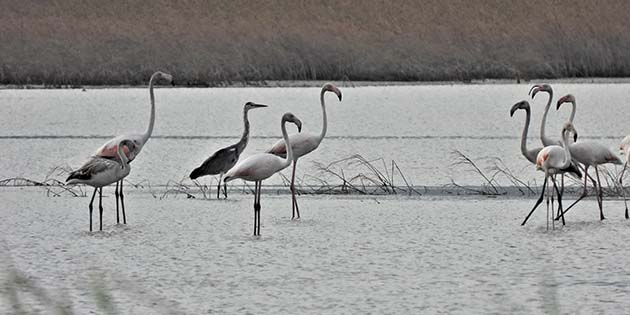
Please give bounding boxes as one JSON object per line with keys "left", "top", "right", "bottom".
{"left": 2, "top": 1, "right": 630, "bottom": 85}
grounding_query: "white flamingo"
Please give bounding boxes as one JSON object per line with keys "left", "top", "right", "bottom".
{"left": 67, "top": 140, "right": 133, "bottom": 231}
{"left": 266, "top": 83, "right": 342, "bottom": 219}
{"left": 522, "top": 122, "right": 580, "bottom": 226}
{"left": 225, "top": 113, "right": 302, "bottom": 236}
{"left": 556, "top": 94, "right": 622, "bottom": 220}
{"left": 94, "top": 71, "right": 173, "bottom": 224}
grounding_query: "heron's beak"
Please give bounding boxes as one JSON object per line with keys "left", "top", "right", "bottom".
{"left": 252, "top": 103, "right": 268, "bottom": 108}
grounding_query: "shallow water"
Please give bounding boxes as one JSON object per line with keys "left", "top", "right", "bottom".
{"left": 0, "top": 83, "right": 628, "bottom": 188}
{"left": 2, "top": 84, "right": 630, "bottom": 313}
{"left": 1, "top": 188, "right": 630, "bottom": 314}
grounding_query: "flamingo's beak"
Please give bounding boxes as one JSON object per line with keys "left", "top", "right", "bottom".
{"left": 574, "top": 132, "right": 578, "bottom": 142}
{"left": 556, "top": 98, "right": 565, "bottom": 110}
{"left": 251, "top": 103, "right": 268, "bottom": 108}
{"left": 510, "top": 104, "right": 518, "bottom": 117}
{"left": 529, "top": 85, "right": 540, "bottom": 98}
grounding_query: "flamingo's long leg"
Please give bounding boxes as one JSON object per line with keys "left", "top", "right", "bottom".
{"left": 115, "top": 181, "right": 120, "bottom": 224}
{"left": 622, "top": 162, "right": 629, "bottom": 219}
{"left": 98, "top": 187, "right": 104, "bottom": 231}
{"left": 595, "top": 166, "right": 605, "bottom": 220}
{"left": 551, "top": 176, "right": 565, "bottom": 226}
{"left": 291, "top": 160, "right": 300, "bottom": 219}
{"left": 558, "top": 165, "right": 590, "bottom": 219}
{"left": 522, "top": 176, "right": 548, "bottom": 226}
{"left": 88, "top": 187, "right": 97, "bottom": 232}
{"left": 120, "top": 180, "right": 126, "bottom": 224}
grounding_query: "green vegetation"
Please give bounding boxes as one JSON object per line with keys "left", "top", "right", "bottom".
{"left": 2, "top": 0, "right": 630, "bottom": 85}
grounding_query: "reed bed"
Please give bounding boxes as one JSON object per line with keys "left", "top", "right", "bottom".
{"left": 2, "top": 1, "right": 630, "bottom": 85}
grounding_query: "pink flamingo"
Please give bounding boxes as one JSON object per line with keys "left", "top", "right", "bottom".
{"left": 522, "top": 122, "right": 579, "bottom": 226}
{"left": 556, "top": 94, "right": 622, "bottom": 220}
{"left": 224, "top": 113, "right": 302, "bottom": 236}
{"left": 93, "top": 71, "right": 173, "bottom": 224}
{"left": 266, "top": 83, "right": 342, "bottom": 220}
{"left": 67, "top": 140, "right": 133, "bottom": 231}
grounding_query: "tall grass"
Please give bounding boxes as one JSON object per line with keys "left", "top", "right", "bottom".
{"left": 2, "top": 1, "right": 630, "bottom": 85}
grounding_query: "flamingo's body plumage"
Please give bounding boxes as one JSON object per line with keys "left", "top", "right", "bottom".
{"left": 225, "top": 113, "right": 302, "bottom": 236}
{"left": 67, "top": 140, "right": 133, "bottom": 231}
{"left": 266, "top": 83, "right": 342, "bottom": 219}
{"left": 93, "top": 71, "right": 173, "bottom": 224}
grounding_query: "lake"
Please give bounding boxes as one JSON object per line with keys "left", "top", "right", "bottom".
{"left": 1, "top": 83, "right": 630, "bottom": 313}
{"left": 1, "top": 83, "right": 629, "bottom": 188}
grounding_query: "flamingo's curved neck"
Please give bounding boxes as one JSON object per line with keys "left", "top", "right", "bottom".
{"left": 142, "top": 73, "right": 158, "bottom": 144}
{"left": 117, "top": 142, "right": 130, "bottom": 170}
{"left": 520, "top": 107, "right": 532, "bottom": 158}
{"left": 560, "top": 129, "right": 572, "bottom": 169}
{"left": 281, "top": 118, "right": 294, "bottom": 168}
{"left": 540, "top": 90, "right": 554, "bottom": 146}
{"left": 568, "top": 101, "right": 576, "bottom": 124}
{"left": 318, "top": 88, "right": 328, "bottom": 143}
{"left": 236, "top": 107, "right": 250, "bottom": 154}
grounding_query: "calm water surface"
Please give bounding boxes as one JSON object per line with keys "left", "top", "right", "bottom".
{"left": 1, "top": 83, "right": 629, "bottom": 187}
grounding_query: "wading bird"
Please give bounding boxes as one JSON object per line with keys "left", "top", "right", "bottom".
{"left": 266, "top": 83, "right": 342, "bottom": 219}
{"left": 556, "top": 94, "right": 622, "bottom": 220}
{"left": 510, "top": 100, "right": 543, "bottom": 164}
{"left": 189, "top": 102, "right": 268, "bottom": 199}
{"left": 224, "top": 113, "right": 302, "bottom": 236}
{"left": 94, "top": 71, "right": 173, "bottom": 224}
{"left": 67, "top": 140, "right": 133, "bottom": 231}
{"left": 522, "top": 122, "right": 580, "bottom": 226}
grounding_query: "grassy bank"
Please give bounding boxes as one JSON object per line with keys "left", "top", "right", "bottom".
{"left": 2, "top": 0, "right": 630, "bottom": 85}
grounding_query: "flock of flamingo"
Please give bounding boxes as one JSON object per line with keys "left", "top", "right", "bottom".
{"left": 66, "top": 71, "right": 342, "bottom": 235}
{"left": 510, "top": 84, "right": 629, "bottom": 226}
{"left": 65, "top": 71, "right": 630, "bottom": 235}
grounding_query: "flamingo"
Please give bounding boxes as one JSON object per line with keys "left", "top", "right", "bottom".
{"left": 619, "top": 136, "right": 630, "bottom": 219}
{"left": 556, "top": 94, "right": 622, "bottom": 220}
{"left": 67, "top": 140, "right": 133, "bottom": 231}
{"left": 529, "top": 84, "right": 557, "bottom": 146}
{"left": 522, "top": 122, "right": 580, "bottom": 226}
{"left": 224, "top": 113, "right": 302, "bottom": 236}
{"left": 510, "top": 100, "right": 543, "bottom": 164}
{"left": 266, "top": 83, "right": 342, "bottom": 219}
{"left": 93, "top": 71, "right": 173, "bottom": 224}
{"left": 189, "top": 102, "right": 268, "bottom": 199}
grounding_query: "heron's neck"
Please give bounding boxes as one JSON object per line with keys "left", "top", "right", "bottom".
{"left": 318, "top": 89, "right": 328, "bottom": 143}
{"left": 281, "top": 120, "right": 294, "bottom": 168}
{"left": 540, "top": 90, "right": 553, "bottom": 146}
{"left": 142, "top": 73, "right": 158, "bottom": 144}
{"left": 520, "top": 108, "right": 532, "bottom": 158}
{"left": 236, "top": 108, "right": 250, "bottom": 154}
